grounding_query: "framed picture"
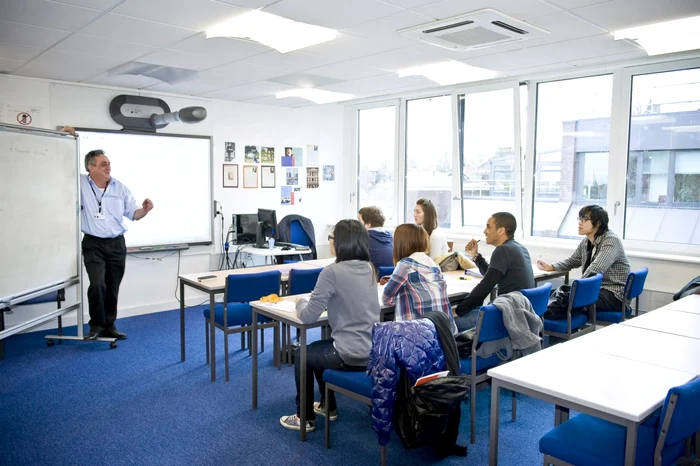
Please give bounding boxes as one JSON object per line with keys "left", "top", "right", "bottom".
{"left": 223, "top": 164, "right": 238, "bottom": 188}
{"left": 261, "top": 165, "right": 276, "bottom": 188}
{"left": 243, "top": 165, "right": 258, "bottom": 188}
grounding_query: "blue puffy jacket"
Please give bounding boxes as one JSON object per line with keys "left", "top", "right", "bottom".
{"left": 367, "top": 319, "right": 446, "bottom": 446}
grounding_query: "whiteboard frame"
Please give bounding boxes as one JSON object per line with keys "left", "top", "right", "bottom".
{"left": 73, "top": 127, "right": 214, "bottom": 247}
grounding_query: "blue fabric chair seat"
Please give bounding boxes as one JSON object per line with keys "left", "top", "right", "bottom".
{"left": 459, "top": 354, "right": 503, "bottom": 375}
{"left": 596, "top": 307, "right": 633, "bottom": 323}
{"left": 544, "top": 313, "right": 589, "bottom": 334}
{"left": 323, "top": 369, "right": 372, "bottom": 398}
{"left": 204, "top": 303, "right": 272, "bottom": 327}
{"left": 540, "top": 412, "right": 684, "bottom": 466}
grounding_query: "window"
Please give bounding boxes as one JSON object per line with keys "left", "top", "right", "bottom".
{"left": 358, "top": 106, "right": 397, "bottom": 225}
{"left": 624, "top": 66, "right": 700, "bottom": 245}
{"left": 531, "top": 75, "right": 613, "bottom": 239}
{"left": 404, "top": 95, "right": 453, "bottom": 227}
{"left": 460, "top": 87, "right": 518, "bottom": 228}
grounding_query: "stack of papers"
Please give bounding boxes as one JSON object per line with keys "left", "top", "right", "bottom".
{"left": 269, "top": 300, "right": 297, "bottom": 313}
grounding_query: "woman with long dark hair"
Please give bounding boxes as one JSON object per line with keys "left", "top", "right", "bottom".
{"left": 413, "top": 198, "right": 449, "bottom": 260}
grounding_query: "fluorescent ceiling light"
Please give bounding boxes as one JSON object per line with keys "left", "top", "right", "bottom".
{"left": 397, "top": 61, "right": 500, "bottom": 86}
{"left": 276, "top": 89, "right": 354, "bottom": 104}
{"left": 207, "top": 11, "right": 337, "bottom": 54}
{"left": 614, "top": 15, "right": 700, "bottom": 56}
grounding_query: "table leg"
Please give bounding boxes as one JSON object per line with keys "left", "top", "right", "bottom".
{"left": 179, "top": 280, "right": 185, "bottom": 362}
{"left": 624, "top": 421, "right": 638, "bottom": 466}
{"left": 564, "top": 271, "right": 570, "bottom": 285}
{"left": 299, "top": 328, "right": 307, "bottom": 442}
{"left": 252, "top": 309, "right": 258, "bottom": 409}
{"left": 489, "top": 380, "right": 500, "bottom": 466}
{"left": 209, "top": 293, "right": 216, "bottom": 382}
{"left": 554, "top": 405, "right": 570, "bottom": 426}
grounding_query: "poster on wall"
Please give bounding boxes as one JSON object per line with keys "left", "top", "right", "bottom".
{"left": 223, "top": 164, "right": 238, "bottom": 188}
{"left": 294, "top": 186, "right": 303, "bottom": 204}
{"left": 224, "top": 142, "right": 235, "bottom": 161}
{"left": 285, "top": 168, "right": 299, "bottom": 185}
{"left": 282, "top": 147, "right": 303, "bottom": 167}
{"left": 244, "top": 145, "right": 260, "bottom": 163}
{"left": 261, "top": 165, "right": 276, "bottom": 188}
{"left": 306, "top": 145, "right": 319, "bottom": 166}
{"left": 281, "top": 186, "right": 303, "bottom": 205}
{"left": 323, "top": 165, "right": 335, "bottom": 181}
{"left": 306, "top": 167, "right": 319, "bottom": 188}
{"left": 261, "top": 146, "right": 275, "bottom": 164}
{"left": 243, "top": 165, "right": 258, "bottom": 188}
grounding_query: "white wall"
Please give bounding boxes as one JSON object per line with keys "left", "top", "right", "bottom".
{"left": 1, "top": 75, "right": 344, "bottom": 331}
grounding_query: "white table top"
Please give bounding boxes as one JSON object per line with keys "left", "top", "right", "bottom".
{"left": 565, "top": 323, "right": 700, "bottom": 375}
{"left": 621, "top": 308, "right": 700, "bottom": 340}
{"left": 658, "top": 294, "right": 700, "bottom": 315}
{"left": 488, "top": 343, "right": 695, "bottom": 422}
{"left": 301, "top": 257, "right": 335, "bottom": 267}
{"left": 179, "top": 262, "right": 320, "bottom": 290}
{"left": 243, "top": 246, "right": 312, "bottom": 257}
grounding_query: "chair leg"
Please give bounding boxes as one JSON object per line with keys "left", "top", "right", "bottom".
{"left": 247, "top": 331, "right": 252, "bottom": 356}
{"left": 324, "top": 384, "right": 331, "bottom": 449}
{"left": 273, "top": 323, "right": 280, "bottom": 369}
{"left": 380, "top": 444, "right": 387, "bottom": 466}
{"left": 224, "top": 329, "right": 230, "bottom": 382}
{"left": 205, "top": 319, "right": 210, "bottom": 364}
{"left": 261, "top": 326, "right": 265, "bottom": 353}
{"left": 57, "top": 315, "right": 63, "bottom": 343}
{"left": 287, "top": 325, "right": 292, "bottom": 366}
{"left": 281, "top": 323, "right": 287, "bottom": 365}
{"left": 470, "top": 379, "right": 476, "bottom": 444}
{"left": 512, "top": 390, "right": 517, "bottom": 422}
{"left": 240, "top": 328, "right": 245, "bottom": 350}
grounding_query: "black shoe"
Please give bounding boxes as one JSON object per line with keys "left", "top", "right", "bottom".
{"left": 84, "top": 330, "right": 101, "bottom": 341}
{"left": 103, "top": 327, "right": 127, "bottom": 340}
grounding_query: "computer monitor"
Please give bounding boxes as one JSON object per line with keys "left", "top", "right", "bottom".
{"left": 232, "top": 213, "right": 258, "bottom": 243}
{"left": 256, "top": 208, "right": 278, "bottom": 247}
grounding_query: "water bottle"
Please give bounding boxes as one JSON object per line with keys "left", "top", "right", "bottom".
{"left": 268, "top": 237, "right": 275, "bottom": 249}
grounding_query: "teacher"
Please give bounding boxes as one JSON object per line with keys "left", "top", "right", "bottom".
{"left": 62, "top": 126, "right": 154, "bottom": 341}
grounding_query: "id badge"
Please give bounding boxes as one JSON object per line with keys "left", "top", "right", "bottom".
{"left": 93, "top": 212, "right": 106, "bottom": 220}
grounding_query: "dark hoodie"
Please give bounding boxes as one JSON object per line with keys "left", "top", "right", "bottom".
{"left": 368, "top": 228, "right": 394, "bottom": 270}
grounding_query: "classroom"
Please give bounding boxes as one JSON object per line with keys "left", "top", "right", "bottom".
{"left": 1, "top": 1, "right": 700, "bottom": 465}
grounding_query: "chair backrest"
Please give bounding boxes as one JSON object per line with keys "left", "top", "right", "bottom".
{"left": 625, "top": 267, "right": 648, "bottom": 301}
{"left": 569, "top": 273, "right": 603, "bottom": 309}
{"left": 377, "top": 266, "right": 395, "bottom": 281}
{"left": 288, "top": 267, "right": 322, "bottom": 295}
{"left": 657, "top": 377, "right": 700, "bottom": 448}
{"left": 520, "top": 283, "right": 552, "bottom": 318}
{"left": 226, "top": 270, "right": 281, "bottom": 303}
{"left": 476, "top": 304, "right": 510, "bottom": 343}
{"left": 290, "top": 220, "right": 313, "bottom": 248}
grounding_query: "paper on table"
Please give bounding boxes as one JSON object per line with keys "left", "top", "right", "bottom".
{"left": 464, "top": 269, "right": 483, "bottom": 278}
{"left": 270, "top": 299, "right": 297, "bottom": 313}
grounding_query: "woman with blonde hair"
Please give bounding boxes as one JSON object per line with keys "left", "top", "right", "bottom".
{"left": 413, "top": 198, "right": 448, "bottom": 260}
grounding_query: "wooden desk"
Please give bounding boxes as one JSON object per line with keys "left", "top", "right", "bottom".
{"left": 177, "top": 262, "right": 321, "bottom": 382}
{"left": 487, "top": 344, "right": 695, "bottom": 466}
{"left": 621, "top": 308, "right": 700, "bottom": 340}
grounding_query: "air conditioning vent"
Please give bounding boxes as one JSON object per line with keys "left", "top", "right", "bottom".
{"left": 397, "top": 9, "right": 549, "bottom": 51}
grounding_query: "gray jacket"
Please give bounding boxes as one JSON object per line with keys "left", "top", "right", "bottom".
{"left": 492, "top": 292, "right": 543, "bottom": 353}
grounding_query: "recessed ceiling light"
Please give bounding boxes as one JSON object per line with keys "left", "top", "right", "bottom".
{"left": 275, "top": 89, "right": 354, "bottom": 104}
{"left": 614, "top": 15, "right": 700, "bottom": 56}
{"left": 397, "top": 60, "right": 500, "bottom": 86}
{"left": 207, "top": 11, "right": 337, "bottom": 54}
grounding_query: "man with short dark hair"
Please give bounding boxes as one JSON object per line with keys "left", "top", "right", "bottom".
{"left": 454, "top": 212, "right": 534, "bottom": 330}
{"left": 358, "top": 206, "right": 393, "bottom": 271}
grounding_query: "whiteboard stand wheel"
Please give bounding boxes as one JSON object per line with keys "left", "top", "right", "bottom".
{"left": 47, "top": 339, "right": 55, "bottom": 347}
{"left": 110, "top": 342, "right": 118, "bottom": 349}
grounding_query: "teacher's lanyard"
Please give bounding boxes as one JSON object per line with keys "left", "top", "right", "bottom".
{"left": 89, "top": 180, "right": 109, "bottom": 213}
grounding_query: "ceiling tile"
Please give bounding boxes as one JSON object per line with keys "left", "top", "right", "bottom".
{"left": 0, "top": 42, "right": 43, "bottom": 62}
{"left": 168, "top": 34, "right": 271, "bottom": 59}
{"left": 304, "top": 61, "right": 387, "bottom": 80}
{"left": 16, "top": 49, "right": 121, "bottom": 82}
{"left": 85, "top": 72, "right": 163, "bottom": 89}
{"left": 465, "top": 48, "right": 563, "bottom": 71}
{"left": 139, "top": 49, "right": 236, "bottom": 71}
{"left": 203, "top": 62, "right": 284, "bottom": 86}
{"left": 53, "top": 0, "right": 124, "bottom": 9}
{"left": 413, "top": 0, "right": 560, "bottom": 21}
{"left": 144, "top": 72, "right": 241, "bottom": 95}
{"left": 0, "top": 21, "right": 70, "bottom": 48}
{"left": 380, "top": 0, "right": 445, "bottom": 8}
{"left": 0, "top": 0, "right": 101, "bottom": 31}
{"left": 216, "top": 0, "right": 276, "bottom": 8}
{"left": 53, "top": 34, "right": 158, "bottom": 64}
{"left": 512, "top": 62, "right": 576, "bottom": 76}
{"left": 349, "top": 46, "right": 452, "bottom": 72}
{"left": 266, "top": 72, "right": 344, "bottom": 88}
{"left": 320, "top": 73, "right": 433, "bottom": 95}
{"left": 265, "top": 0, "right": 403, "bottom": 30}
{"left": 113, "top": 0, "right": 245, "bottom": 31}
{"left": 522, "top": 11, "right": 608, "bottom": 47}
{"left": 566, "top": 50, "right": 648, "bottom": 67}
{"left": 199, "top": 81, "right": 298, "bottom": 100}
{"left": 242, "top": 50, "right": 332, "bottom": 73}
{"left": 529, "top": 33, "right": 642, "bottom": 62}
{"left": 302, "top": 33, "right": 406, "bottom": 62}
{"left": 79, "top": 13, "right": 198, "bottom": 48}
{"left": 545, "top": 0, "right": 613, "bottom": 9}
{"left": 342, "top": 10, "right": 433, "bottom": 50}
{"left": 571, "top": 0, "right": 700, "bottom": 31}
{"left": 0, "top": 57, "right": 25, "bottom": 73}
{"left": 243, "top": 95, "right": 315, "bottom": 107}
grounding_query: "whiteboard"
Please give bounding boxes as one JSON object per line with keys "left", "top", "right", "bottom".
{"left": 77, "top": 130, "right": 212, "bottom": 248}
{"left": 0, "top": 125, "right": 79, "bottom": 302}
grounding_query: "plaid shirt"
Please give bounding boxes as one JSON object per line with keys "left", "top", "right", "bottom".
{"left": 381, "top": 253, "right": 457, "bottom": 334}
{"left": 552, "top": 230, "right": 631, "bottom": 302}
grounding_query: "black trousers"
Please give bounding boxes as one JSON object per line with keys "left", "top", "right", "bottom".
{"left": 82, "top": 234, "right": 126, "bottom": 330}
{"left": 595, "top": 288, "right": 624, "bottom": 312}
{"left": 294, "top": 339, "right": 365, "bottom": 421}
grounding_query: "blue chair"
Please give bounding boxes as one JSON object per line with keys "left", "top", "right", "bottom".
{"left": 203, "top": 270, "right": 281, "bottom": 381}
{"left": 281, "top": 268, "right": 324, "bottom": 365}
{"left": 540, "top": 377, "right": 700, "bottom": 466}
{"left": 521, "top": 282, "right": 552, "bottom": 343}
{"left": 544, "top": 274, "right": 602, "bottom": 341}
{"left": 597, "top": 267, "right": 649, "bottom": 325}
{"left": 460, "top": 304, "right": 516, "bottom": 444}
{"left": 377, "top": 266, "right": 395, "bottom": 282}
{"left": 2, "top": 289, "right": 65, "bottom": 359}
{"left": 290, "top": 220, "right": 314, "bottom": 250}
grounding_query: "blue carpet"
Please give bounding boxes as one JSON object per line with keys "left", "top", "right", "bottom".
{"left": 0, "top": 307, "right": 555, "bottom": 465}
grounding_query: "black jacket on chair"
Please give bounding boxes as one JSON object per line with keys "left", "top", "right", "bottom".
{"left": 277, "top": 214, "right": 317, "bottom": 260}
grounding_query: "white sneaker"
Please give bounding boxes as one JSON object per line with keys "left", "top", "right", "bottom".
{"left": 279, "top": 414, "right": 315, "bottom": 432}
{"left": 313, "top": 401, "right": 338, "bottom": 421}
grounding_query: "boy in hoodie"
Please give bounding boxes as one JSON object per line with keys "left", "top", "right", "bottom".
{"left": 358, "top": 206, "right": 394, "bottom": 271}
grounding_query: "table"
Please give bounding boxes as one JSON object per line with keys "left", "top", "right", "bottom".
{"left": 658, "top": 294, "right": 700, "bottom": 315}
{"left": 178, "top": 262, "right": 321, "bottom": 381}
{"left": 487, "top": 344, "right": 695, "bottom": 466}
{"left": 241, "top": 244, "right": 312, "bottom": 264}
{"left": 621, "top": 308, "right": 700, "bottom": 340}
{"left": 301, "top": 257, "right": 335, "bottom": 267}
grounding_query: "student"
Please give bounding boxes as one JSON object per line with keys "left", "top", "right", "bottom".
{"left": 280, "top": 219, "right": 380, "bottom": 432}
{"left": 413, "top": 198, "right": 449, "bottom": 260}
{"left": 358, "top": 206, "right": 393, "bottom": 270}
{"left": 381, "top": 224, "right": 457, "bottom": 334}
{"left": 454, "top": 212, "right": 535, "bottom": 331}
{"left": 537, "top": 205, "right": 630, "bottom": 314}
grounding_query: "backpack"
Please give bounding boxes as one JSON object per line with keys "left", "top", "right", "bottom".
{"left": 437, "top": 251, "right": 477, "bottom": 273}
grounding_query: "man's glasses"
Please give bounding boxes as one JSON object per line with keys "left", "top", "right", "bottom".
{"left": 327, "top": 235, "right": 334, "bottom": 241}
{"left": 577, "top": 217, "right": 591, "bottom": 223}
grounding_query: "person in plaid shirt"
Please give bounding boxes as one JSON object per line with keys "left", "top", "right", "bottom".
{"left": 381, "top": 224, "right": 457, "bottom": 334}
